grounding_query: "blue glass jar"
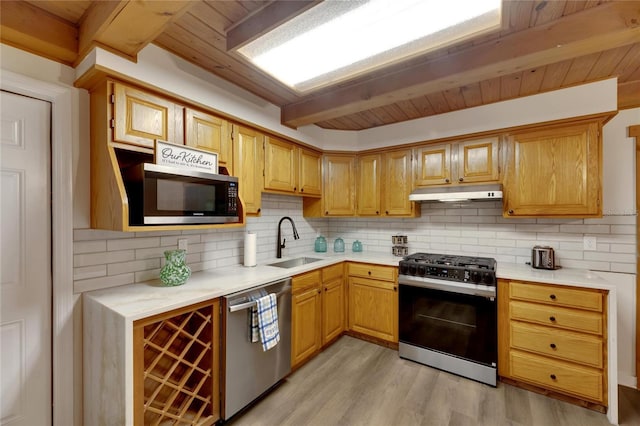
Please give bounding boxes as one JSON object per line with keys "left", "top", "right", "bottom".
{"left": 334, "top": 237, "right": 345, "bottom": 252}
{"left": 352, "top": 240, "right": 363, "bottom": 252}
{"left": 314, "top": 236, "right": 327, "bottom": 252}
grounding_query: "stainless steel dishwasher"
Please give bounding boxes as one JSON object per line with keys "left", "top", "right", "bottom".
{"left": 222, "top": 278, "right": 292, "bottom": 420}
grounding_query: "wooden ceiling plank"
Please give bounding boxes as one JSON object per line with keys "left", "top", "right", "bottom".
{"left": 460, "top": 83, "right": 484, "bottom": 108}
{"left": 562, "top": 1, "right": 588, "bottom": 16}
{"left": 531, "top": 0, "right": 568, "bottom": 26}
{"left": 426, "top": 92, "right": 451, "bottom": 115}
{"left": 24, "top": 0, "right": 91, "bottom": 24}
{"left": 408, "top": 96, "right": 436, "bottom": 117}
{"left": 442, "top": 88, "right": 467, "bottom": 111}
{"left": 502, "top": 0, "right": 534, "bottom": 35}
{"left": 78, "top": 0, "right": 194, "bottom": 60}
{"left": 614, "top": 43, "right": 640, "bottom": 82}
{"left": 562, "top": 52, "right": 601, "bottom": 85}
{"left": 540, "top": 59, "right": 572, "bottom": 91}
{"left": 281, "top": 1, "right": 640, "bottom": 128}
{"left": 519, "top": 67, "right": 546, "bottom": 96}
{"left": 587, "top": 45, "right": 633, "bottom": 80}
{"left": 394, "top": 100, "right": 423, "bottom": 120}
{"left": 480, "top": 77, "right": 501, "bottom": 104}
{"left": 500, "top": 72, "right": 523, "bottom": 100}
{"left": 188, "top": 1, "right": 233, "bottom": 34}
{"left": 0, "top": 1, "right": 78, "bottom": 64}
{"left": 618, "top": 80, "right": 640, "bottom": 109}
{"left": 226, "top": 0, "right": 322, "bottom": 51}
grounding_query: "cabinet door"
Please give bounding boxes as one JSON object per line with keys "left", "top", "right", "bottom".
{"left": 456, "top": 137, "right": 499, "bottom": 183}
{"left": 348, "top": 277, "right": 398, "bottom": 343}
{"left": 133, "top": 300, "right": 220, "bottom": 425}
{"left": 113, "top": 82, "right": 180, "bottom": 149}
{"left": 232, "top": 125, "right": 264, "bottom": 215}
{"left": 264, "top": 137, "right": 297, "bottom": 193}
{"left": 323, "top": 155, "right": 356, "bottom": 216}
{"left": 384, "top": 149, "right": 415, "bottom": 216}
{"left": 322, "top": 276, "right": 345, "bottom": 345}
{"left": 298, "top": 147, "right": 322, "bottom": 196}
{"left": 415, "top": 143, "right": 451, "bottom": 186}
{"left": 291, "top": 285, "right": 322, "bottom": 367}
{"left": 504, "top": 122, "right": 601, "bottom": 217}
{"left": 185, "top": 109, "right": 231, "bottom": 169}
{"left": 356, "top": 154, "right": 382, "bottom": 216}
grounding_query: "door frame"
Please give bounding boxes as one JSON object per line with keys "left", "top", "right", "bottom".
{"left": 1, "top": 70, "right": 75, "bottom": 425}
{"left": 632, "top": 124, "right": 640, "bottom": 390}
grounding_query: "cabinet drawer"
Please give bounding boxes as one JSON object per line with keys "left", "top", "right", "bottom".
{"left": 510, "top": 351, "right": 603, "bottom": 402}
{"left": 510, "top": 322, "right": 603, "bottom": 368}
{"left": 293, "top": 270, "right": 321, "bottom": 292}
{"left": 322, "top": 263, "right": 343, "bottom": 282}
{"left": 510, "top": 300, "right": 603, "bottom": 335}
{"left": 348, "top": 263, "right": 396, "bottom": 282}
{"left": 509, "top": 281, "right": 603, "bottom": 312}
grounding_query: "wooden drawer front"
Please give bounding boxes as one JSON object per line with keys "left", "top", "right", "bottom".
{"left": 510, "top": 301, "right": 603, "bottom": 335}
{"left": 509, "top": 281, "right": 603, "bottom": 312}
{"left": 510, "top": 351, "right": 603, "bottom": 402}
{"left": 348, "top": 263, "right": 396, "bottom": 282}
{"left": 322, "top": 263, "right": 343, "bottom": 282}
{"left": 293, "top": 270, "right": 321, "bottom": 292}
{"left": 510, "top": 322, "right": 603, "bottom": 368}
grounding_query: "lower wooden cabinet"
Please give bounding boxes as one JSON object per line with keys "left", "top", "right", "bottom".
{"left": 322, "top": 263, "right": 345, "bottom": 344}
{"left": 347, "top": 263, "right": 398, "bottom": 343}
{"left": 132, "top": 299, "right": 220, "bottom": 425}
{"left": 498, "top": 279, "right": 607, "bottom": 407}
{"left": 291, "top": 270, "right": 323, "bottom": 367}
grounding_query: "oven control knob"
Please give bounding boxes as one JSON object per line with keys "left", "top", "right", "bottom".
{"left": 482, "top": 272, "right": 493, "bottom": 284}
{"left": 470, "top": 271, "right": 480, "bottom": 283}
{"left": 409, "top": 264, "right": 417, "bottom": 275}
{"left": 417, "top": 265, "right": 426, "bottom": 276}
{"left": 400, "top": 263, "right": 409, "bottom": 275}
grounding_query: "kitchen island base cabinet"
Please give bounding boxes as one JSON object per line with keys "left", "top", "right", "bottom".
{"left": 133, "top": 300, "right": 220, "bottom": 426}
{"left": 347, "top": 263, "right": 398, "bottom": 344}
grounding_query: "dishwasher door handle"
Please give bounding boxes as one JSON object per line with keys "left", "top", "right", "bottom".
{"left": 228, "top": 287, "right": 291, "bottom": 313}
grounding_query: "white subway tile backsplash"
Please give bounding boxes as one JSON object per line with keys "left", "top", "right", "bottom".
{"left": 73, "top": 194, "right": 637, "bottom": 293}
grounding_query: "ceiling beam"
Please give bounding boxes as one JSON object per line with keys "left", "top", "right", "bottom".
{"left": 78, "top": 0, "right": 195, "bottom": 62}
{"left": 226, "top": 0, "right": 322, "bottom": 51}
{"left": 0, "top": 1, "right": 78, "bottom": 65}
{"left": 281, "top": 1, "right": 640, "bottom": 128}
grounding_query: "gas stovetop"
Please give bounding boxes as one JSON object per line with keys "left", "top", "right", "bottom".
{"left": 399, "top": 252, "right": 497, "bottom": 286}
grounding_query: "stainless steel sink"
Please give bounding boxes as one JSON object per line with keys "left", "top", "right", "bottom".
{"left": 267, "top": 257, "right": 322, "bottom": 268}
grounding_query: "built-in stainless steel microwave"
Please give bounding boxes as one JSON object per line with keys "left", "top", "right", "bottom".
{"left": 122, "top": 163, "right": 239, "bottom": 225}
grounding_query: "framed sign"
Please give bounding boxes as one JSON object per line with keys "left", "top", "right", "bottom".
{"left": 154, "top": 141, "right": 218, "bottom": 174}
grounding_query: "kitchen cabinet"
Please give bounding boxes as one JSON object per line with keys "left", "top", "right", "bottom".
{"left": 185, "top": 108, "right": 232, "bottom": 171}
{"left": 132, "top": 299, "right": 220, "bottom": 425}
{"left": 347, "top": 263, "right": 398, "bottom": 343}
{"left": 291, "top": 270, "right": 322, "bottom": 368}
{"left": 112, "top": 81, "right": 184, "bottom": 149}
{"left": 232, "top": 124, "right": 264, "bottom": 215}
{"left": 356, "top": 154, "right": 382, "bottom": 216}
{"left": 304, "top": 154, "right": 357, "bottom": 216}
{"left": 322, "top": 263, "right": 345, "bottom": 345}
{"left": 503, "top": 120, "right": 602, "bottom": 218}
{"left": 414, "top": 137, "right": 499, "bottom": 186}
{"left": 498, "top": 279, "right": 607, "bottom": 407}
{"left": 263, "top": 137, "right": 322, "bottom": 197}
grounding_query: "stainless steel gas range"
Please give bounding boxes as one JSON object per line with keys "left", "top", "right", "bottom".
{"left": 398, "top": 253, "right": 497, "bottom": 386}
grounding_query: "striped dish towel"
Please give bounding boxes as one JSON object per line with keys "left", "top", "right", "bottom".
{"left": 256, "top": 293, "right": 280, "bottom": 351}
{"left": 249, "top": 289, "right": 267, "bottom": 343}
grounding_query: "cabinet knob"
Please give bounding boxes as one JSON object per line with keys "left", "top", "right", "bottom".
{"left": 300, "top": 188, "right": 304, "bottom": 192}
{"left": 257, "top": 208, "right": 261, "bottom": 213}
{"left": 445, "top": 178, "right": 450, "bottom": 183}
{"left": 324, "top": 287, "right": 328, "bottom": 292}
{"left": 317, "top": 289, "right": 321, "bottom": 294}
{"left": 325, "top": 211, "right": 329, "bottom": 215}
{"left": 393, "top": 286, "right": 397, "bottom": 292}
{"left": 294, "top": 187, "right": 297, "bottom": 191}
{"left": 549, "top": 294, "right": 557, "bottom": 300}
{"left": 550, "top": 374, "right": 557, "bottom": 380}
{"left": 508, "top": 209, "right": 514, "bottom": 215}
{"left": 368, "top": 271, "right": 371, "bottom": 275}
{"left": 549, "top": 316, "right": 556, "bottom": 322}
{"left": 550, "top": 343, "right": 557, "bottom": 349}
{"left": 459, "top": 177, "right": 464, "bottom": 182}
{"left": 376, "top": 211, "right": 379, "bottom": 215}
{"left": 385, "top": 211, "right": 389, "bottom": 215}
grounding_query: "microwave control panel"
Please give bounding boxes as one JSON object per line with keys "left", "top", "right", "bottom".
{"left": 228, "top": 182, "right": 238, "bottom": 213}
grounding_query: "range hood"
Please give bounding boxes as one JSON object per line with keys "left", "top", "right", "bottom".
{"left": 409, "top": 184, "right": 503, "bottom": 202}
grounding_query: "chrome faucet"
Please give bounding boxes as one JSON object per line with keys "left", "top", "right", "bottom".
{"left": 277, "top": 216, "right": 299, "bottom": 258}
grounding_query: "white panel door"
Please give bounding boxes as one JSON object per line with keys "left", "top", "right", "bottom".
{"left": 0, "top": 91, "right": 51, "bottom": 425}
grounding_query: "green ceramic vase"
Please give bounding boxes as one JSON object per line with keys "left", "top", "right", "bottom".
{"left": 159, "top": 249, "right": 191, "bottom": 286}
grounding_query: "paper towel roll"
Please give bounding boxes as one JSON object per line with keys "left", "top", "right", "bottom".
{"left": 244, "top": 231, "right": 257, "bottom": 267}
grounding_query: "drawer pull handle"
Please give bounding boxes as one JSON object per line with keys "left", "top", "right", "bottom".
{"left": 549, "top": 316, "right": 556, "bottom": 322}
{"left": 368, "top": 271, "right": 371, "bottom": 275}
{"left": 550, "top": 374, "right": 557, "bottom": 380}
{"left": 549, "top": 294, "right": 557, "bottom": 300}
{"left": 550, "top": 343, "right": 557, "bottom": 349}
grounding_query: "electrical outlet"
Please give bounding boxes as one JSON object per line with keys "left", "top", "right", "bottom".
{"left": 583, "top": 236, "right": 597, "bottom": 251}
{"left": 178, "top": 238, "right": 188, "bottom": 251}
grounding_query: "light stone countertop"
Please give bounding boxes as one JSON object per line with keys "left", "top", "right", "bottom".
{"left": 84, "top": 251, "right": 618, "bottom": 321}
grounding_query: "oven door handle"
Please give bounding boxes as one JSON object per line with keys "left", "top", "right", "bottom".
{"left": 398, "top": 276, "right": 496, "bottom": 299}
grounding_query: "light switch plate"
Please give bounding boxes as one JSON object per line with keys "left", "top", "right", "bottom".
{"left": 178, "top": 238, "right": 188, "bottom": 251}
{"left": 583, "top": 236, "right": 597, "bottom": 251}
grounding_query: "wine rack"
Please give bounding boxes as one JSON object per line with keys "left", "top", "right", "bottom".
{"left": 133, "top": 299, "right": 220, "bottom": 425}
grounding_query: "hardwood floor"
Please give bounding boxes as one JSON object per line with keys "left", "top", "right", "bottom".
{"left": 228, "top": 336, "right": 640, "bottom": 426}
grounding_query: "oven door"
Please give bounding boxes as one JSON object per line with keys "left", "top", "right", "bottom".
{"left": 399, "top": 279, "right": 497, "bottom": 368}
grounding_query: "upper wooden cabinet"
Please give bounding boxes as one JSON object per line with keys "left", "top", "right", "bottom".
{"left": 264, "top": 137, "right": 322, "bottom": 197}
{"left": 185, "top": 109, "right": 232, "bottom": 171}
{"left": 356, "top": 154, "right": 382, "bottom": 216}
{"left": 232, "top": 125, "right": 264, "bottom": 216}
{"left": 503, "top": 121, "right": 602, "bottom": 218}
{"left": 112, "top": 82, "right": 183, "bottom": 149}
{"left": 304, "top": 154, "right": 357, "bottom": 217}
{"left": 415, "top": 137, "right": 499, "bottom": 186}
